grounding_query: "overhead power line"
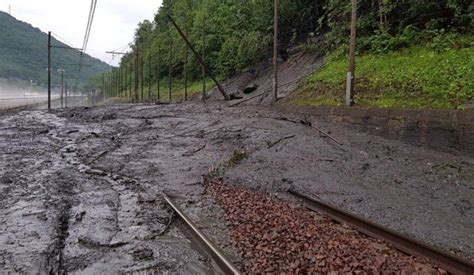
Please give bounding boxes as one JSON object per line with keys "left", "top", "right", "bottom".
{"left": 74, "top": 0, "right": 98, "bottom": 90}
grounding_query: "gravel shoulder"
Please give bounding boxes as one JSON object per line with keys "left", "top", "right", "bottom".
{"left": 0, "top": 102, "right": 472, "bottom": 272}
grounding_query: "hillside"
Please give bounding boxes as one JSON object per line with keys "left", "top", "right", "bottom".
{"left": 289, "top": 35, "right": 474, "bottom": 110}
{"left": 90, "top": 0, "right": 472, "bottom": 110}
{"left": 0, "top": 11, "right": 110, "bottom": 88}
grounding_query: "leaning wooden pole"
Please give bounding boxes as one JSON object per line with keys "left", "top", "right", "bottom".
{"left": 168, "top": 15, "right": 230, "bottom": 101}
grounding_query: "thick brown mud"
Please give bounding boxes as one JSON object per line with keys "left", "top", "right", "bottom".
{"left": 0, "top": 102, "right": 472, "bottom": 273}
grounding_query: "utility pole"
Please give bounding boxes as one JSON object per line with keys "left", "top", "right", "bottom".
{"left": 202, "top": 18, "right": 206, "bottom": 100}
{"left": 105, "top": 51, "right": 128, "bottom": 99}
{"left": 184, "top": 30, "right": 188, "bottom": 101}
{"left": 148, "top": 54, "right": 152, "bottom": 100}
{"left": 65, "top": 82, "right": 68, "bottom": 108}
{"left": 109, "top": 71, "right": 112, "bottom": 98}
{"left": 106, "top": 72, "right": 109, "bottom": 98}
{"left": 112, "top": 69, "right": 116, "bottom": 98}
{"left": 141, "top": 56, "right": 144, "bottom": 100}
{"left": 135, "top": 52, "right": 139, "bottom": 102}
{"left": 129, "top": 62, "right": 132, "bottom": 100}
{"left": 168, "top": 15, "right": 230, "bottom": 101}
{"left": 347, "top": 0, "right": 357, "bottom": 107}
{"left": 102, "top": 73, "right": 105, "bottom": 102}
{"left": 116, "top": 68, "right": 119, "bottom": 97}
{"left": 119, "top": 66, "right": 122, "bottom": 98}
{"left": 47, "top": 31, "right": 52, "bottom": 109}
{"left": 58, "top": 69, "right": 65, "bottom": 108}
{"left": 273, "top": 0, "right": 279, "bottom": 102}
{"left": 169, "top": 35, "right": 173, "bottom": 102}
{"left": 157, "top": 47, "right": 161, "bottom": 101}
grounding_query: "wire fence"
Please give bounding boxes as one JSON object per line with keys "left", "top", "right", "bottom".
{"left": 0, "top": 96, "right": 55, "bottom": 111}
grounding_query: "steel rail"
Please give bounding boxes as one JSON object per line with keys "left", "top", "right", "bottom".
{"left": 288, "top": 189, "right": 474, "bottom": 275}
{"left": 163, "top": 194, "right": 241, "bottom": 275}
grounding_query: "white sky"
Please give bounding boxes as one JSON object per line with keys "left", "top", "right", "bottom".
{"left": 0, "top": 0, "right": 162, "bottom": 66}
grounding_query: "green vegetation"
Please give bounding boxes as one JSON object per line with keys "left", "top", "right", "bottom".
{"left": 291, "top": 35, "right": 474, "bottom": 109}
{"left": 89, "top": 0, "right": 473, "bottom": 108}
{"left": 0, "top": 11, "right": 110, "bottom": 88}
{"left": 228, "top": 149, "right": 249, "bottom": 167}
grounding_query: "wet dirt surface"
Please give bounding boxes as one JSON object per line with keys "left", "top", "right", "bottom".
{"left": 0, "top": 101, "right": 473, "bottom": 273}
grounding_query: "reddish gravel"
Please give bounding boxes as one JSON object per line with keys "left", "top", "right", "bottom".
{"left": 206, "top": 180, "right": 447, "bottom": 274}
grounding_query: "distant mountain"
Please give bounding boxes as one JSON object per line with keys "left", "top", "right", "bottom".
{"left": 0, "top": 11, "right": 110, "bottom": 88}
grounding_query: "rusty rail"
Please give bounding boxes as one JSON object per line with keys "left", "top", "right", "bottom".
{"left": 163, "top": 194, "right": 241, "bottom": 275}
{"left": 288, "top": 189, "right": 474, "bottom": 275}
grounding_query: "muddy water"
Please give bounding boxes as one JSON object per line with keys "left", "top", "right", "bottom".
{"left": 0, "top": 105, "right": 239, "bottom": 273}
{"left": 0, "top": 102, "right": 473, "bottom": 273}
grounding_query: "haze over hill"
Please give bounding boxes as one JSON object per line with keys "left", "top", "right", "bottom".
{"left": 0, "top": 11, "right": 110, "bottom": 90}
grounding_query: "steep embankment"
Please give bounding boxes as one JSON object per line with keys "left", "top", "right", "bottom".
{"left": 287, "top": 36, "right": 474, "bottom": 110}
{"left": 0, "top": 11, "right": 110, "bottom": 87}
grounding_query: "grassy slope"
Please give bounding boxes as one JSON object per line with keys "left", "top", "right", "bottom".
{"left": 289, "top": 42, "right": 474, "bottom": 109}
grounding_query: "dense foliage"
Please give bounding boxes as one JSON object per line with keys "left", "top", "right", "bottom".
{"left": 0, "top": 11, "right": 110, "bottom": 88}
{"left": 110, "top": 0, "right": 472, "bottom": 83}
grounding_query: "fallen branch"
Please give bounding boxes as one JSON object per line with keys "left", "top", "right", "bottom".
{"left": 129, "top": 114, "right": 177, "bottom": 120}
{"left": 155, "top": 211, "right": 176, "bottom": 237}
{"left": 266, "top": 134, "right": 296, "bottom": 148}
{"left": 272, "top": 116, "right": 345, "bottom": 150}
{"left": 87, "top": 151, "right": 110, "bottom": 165}
{"left": 78, "top": 236, "right": 128, "bottom": 248}
{"left": 182, "top": 144, "right": 207, "bottom": 157}
{"left": 301, "top": 116, "right": 344, "bottom": 147}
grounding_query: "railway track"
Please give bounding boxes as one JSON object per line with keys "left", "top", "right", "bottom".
{"left": 288, "top": 189, "right": 474, "bottom": 275}
{"left": 163, "top": 194, "right": 241, "bottom": 275}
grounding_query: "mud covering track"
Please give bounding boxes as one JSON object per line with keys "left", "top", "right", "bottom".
{"left": 0, "top": 102, "right": 473, "bottom": 273}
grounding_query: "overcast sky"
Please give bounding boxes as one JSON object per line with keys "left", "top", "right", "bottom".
{"left": 0, "top": 0, "right": 162, "bottom": 66}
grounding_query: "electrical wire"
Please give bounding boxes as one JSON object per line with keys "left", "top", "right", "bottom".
{"left": 74, "top": 0, "right": 98, "bottom": 90}
{"left": 51, "top": 32, "right": 81, "bottom": 50}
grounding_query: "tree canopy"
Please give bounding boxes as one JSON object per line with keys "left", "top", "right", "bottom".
{"left": 107, "top": 0, "right": 473, "bottom": 86}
